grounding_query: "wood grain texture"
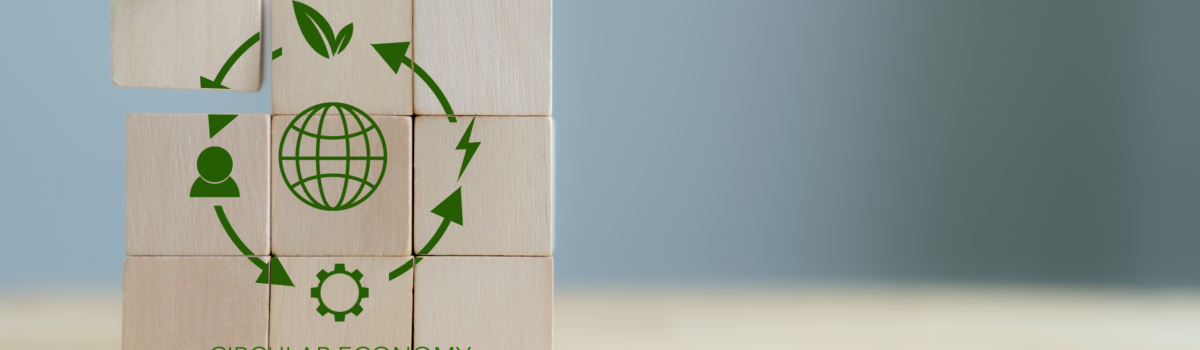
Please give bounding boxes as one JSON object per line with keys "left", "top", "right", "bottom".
{"left": 270, "top": 257, "right": 412, "bottom": 348}
{"left": 414, "top": 257, "right": 553, "bottom": 350}
{"left": 126, "top": 114, "right": 270, "bottom": 256}
{"left": 111, "top": 0, "right": 262, "bottom": 91}
{"left": 414, "top": 117, "right": 553, "bottom": 256}
{"left": 272, "top": 115, "right": 413, "bottom": 256}
{"left": 123, "top": 257, "right": 268, "bottom": 350}
{"left": 271, "top": 0, "right": 413, "bottom": 115}
{"left": 413, "top": 0, "right": 552, "bottom": 116}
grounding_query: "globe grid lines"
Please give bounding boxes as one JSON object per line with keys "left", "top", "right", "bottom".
{"left": 281, "top": 156, "right": 386, "bottom": 160}
{"left": 279, "top": 102, "right": 388, "bottom": 211}
{"left": 286, "top": 123, "right": 380, "bottom": 139}
{"left": 292, "top": 104, "right": 381, "bottom": 210}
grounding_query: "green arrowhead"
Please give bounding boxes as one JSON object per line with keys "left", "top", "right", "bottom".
{"left": 200, "top": 76, "right": 229, "bottom": 89}
{"left": 255, "top": 262, "right": 269, "bottom": 284}
{"left": 371, "top": 42, "right": 411, "bottom": 74}
{"left": 431, "top": 187, "right": 463, "bottom": 225}
{"left": 372, "top": 40, "right": 455, "bottom": 121}
{"left": 255, "top": 256, "right": 295, "bottom": 286}
{"left": 208, "top": 114, "right": 237, "bottom": 138}
{"left": 215, "top": 205, "right": 294, "bottom": 287}
{"left": 268, "top": 256, "right": 294, "bottom": 286}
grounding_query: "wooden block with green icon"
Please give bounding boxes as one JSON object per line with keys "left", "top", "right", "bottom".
{"left": 271, "top": 0, "right": 413, "bottom": 115}
{"left": 269, "top": 257, "right": 413, "bottom": 348}
{"left": 126, "top": 113, "right": 271, "bottom": 256}
{"left": 414, "top": 116, "right": 553, "bottom": 256}
{"left": 271, "top": 112, "right": 413, "bottom": 257}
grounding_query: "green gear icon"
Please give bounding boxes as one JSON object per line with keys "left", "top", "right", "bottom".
{"left": 310, "top": 263, "right": 369, "bottom": 322}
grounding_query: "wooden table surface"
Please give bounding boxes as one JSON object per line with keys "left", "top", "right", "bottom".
{"left": 5, "top": 285, "right": 1200, "bottom": 349}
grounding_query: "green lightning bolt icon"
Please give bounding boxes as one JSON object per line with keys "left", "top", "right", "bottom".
{"left": 456, "top": 117, "right": 480, "bottom": 180}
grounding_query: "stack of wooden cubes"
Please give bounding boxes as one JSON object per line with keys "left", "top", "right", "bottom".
{"left": 114, "top": 0, "right": 552, "bottom": 349}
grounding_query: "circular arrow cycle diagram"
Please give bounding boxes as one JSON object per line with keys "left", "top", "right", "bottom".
{"left": 207, "top": 0, "right": 481, "bottom": 322}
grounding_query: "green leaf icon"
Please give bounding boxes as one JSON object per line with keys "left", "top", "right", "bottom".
{"left": 293, "top": 1, "right": 353, "bottom": 59}
{"left": 334, "top": 23, "right": 353, "bottom": 55}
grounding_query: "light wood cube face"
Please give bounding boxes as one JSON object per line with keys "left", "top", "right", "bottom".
{"left": 414, "top": 0, "right": 552, "bottom": 116}
{"left": 414, "top": 257, "right": 553, "bottom": 350}
{"left": 271, "top": 0, "right": 413, "bottom": 115}
{"left": 415, "top": 117, "right": 553, "bottom": 256}
{"left": 126, "top": 114, "right": 271, "bottom": 256}
{"left": 123, "top": 257, "right": 269, "bottom": 350}
{"left": 270, "top": 257, "right": 413, "bottom": 348}
{"left": 111, "top": 0, "right": 263, "bottom": 91}
{"left": 272, "top": 113, "right": 413, "bottom": 256}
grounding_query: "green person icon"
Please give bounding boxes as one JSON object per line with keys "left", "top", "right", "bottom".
{"left": 190, "top": 146, "right": 240, "bottom": 198}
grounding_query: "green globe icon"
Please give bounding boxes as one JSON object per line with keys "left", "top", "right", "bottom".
{"left": 279, "top": 102, "right": 387, "bottom": 211}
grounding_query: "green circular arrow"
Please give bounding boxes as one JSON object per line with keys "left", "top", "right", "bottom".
{"left": 369, "top": 42, "right": 482, "bottom": 280}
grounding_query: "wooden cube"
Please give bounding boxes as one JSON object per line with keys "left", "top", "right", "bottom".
{"left": 123, "top": 257, "right": 269, "bottom": 350}
{"left": 413, "top": 0, "right": 552, "bottom": 116}
{"left": 414, "top": 116, "right": 553, "bottom": 256}
{"left": 271, "top": 0, "right": 413, "bottom": 115}
{"left": 272, "top": 113, "right": 412, "bottom": 256}
{"left": 126, "top": 114, "right": 270, "bottom": 256}
{"left": 270, "top": 257, "right": 413, "bottom": 349}
{"left": 112, "top": 0, "right": 263, "bottom": 91}
{"left": 414, "top": 257, "right": 553, "bottom": 350}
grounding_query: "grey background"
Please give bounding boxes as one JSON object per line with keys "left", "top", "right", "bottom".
{"left": 2, "top": 0, "right": 1200, "bottom": 288}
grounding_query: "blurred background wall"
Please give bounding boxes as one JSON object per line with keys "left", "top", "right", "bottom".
{"left": 2, "top": 0, "right": 1199, "bottom": 289}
